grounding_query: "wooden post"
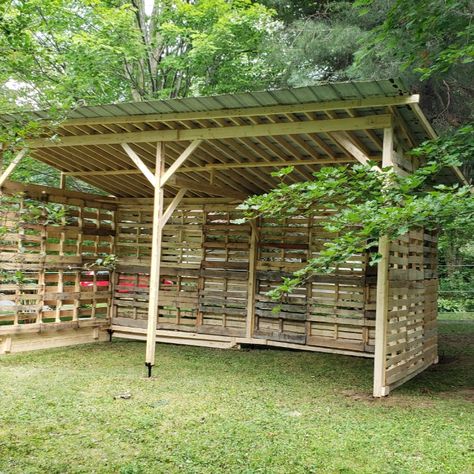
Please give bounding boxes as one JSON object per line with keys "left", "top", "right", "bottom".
{"left": 373, "top": 127, "right": 394, "bottom": 397}
{"left": 60, "top": 172, "right": 66, "bottom": 190}
{"left": 145, "top": 142, "right": 165, "bottom": 376}
{"left": 246, "top": 219, "right": 258, "bottom": 338}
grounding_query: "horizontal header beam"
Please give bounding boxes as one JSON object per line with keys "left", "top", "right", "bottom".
{"left": 27, "top": 114, "right": 392, "bottom": 148}
{"left": 58, "top": 95, "right": 419, "bottom": 127}
{"left": 64, "top": 156, "right": 383, "bottom": 177}
{"left": 166, "top": 175, "right": 248, "bottom": 200}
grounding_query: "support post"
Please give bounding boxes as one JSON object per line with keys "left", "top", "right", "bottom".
{"left": 60, "top": 172, "right": 66, "bottom": 190}
{"left": 145, "top": 142, "right": 165, "bottom": 376}
{"left": 246, "top": 220, "right": 258, "bottom": 338}
{"left": 373, "top": 127, "right": 394, "bottom": 397}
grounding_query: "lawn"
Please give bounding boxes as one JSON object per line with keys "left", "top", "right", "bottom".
{"left": 0, "top": 321, "right": 473, "bottom": 474}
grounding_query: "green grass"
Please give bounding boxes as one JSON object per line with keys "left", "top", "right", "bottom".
{"left": 1, "top": 322, "right": 473, "bottom": 474}
{"left": 439, "top": 312, "right": 474, "bottom": 321}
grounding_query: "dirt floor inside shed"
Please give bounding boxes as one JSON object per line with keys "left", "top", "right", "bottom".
{"left": 0, "top": 317, "right": 473, "bottom": 474}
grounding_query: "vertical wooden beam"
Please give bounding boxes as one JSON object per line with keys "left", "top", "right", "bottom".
{"left": 60, "top": 172, "right": 66, "bottom": 190}
{"left": 145, "top": 142, "right": 165, "bottom": 376}
{"left": 0, "top": 149, "right": 27, "bottom": 187}
{"left": 246, "top": 219, "right": 258, "bottom": 338}
{"left": 373, "top": 127, "right": 394, "bottom": 397}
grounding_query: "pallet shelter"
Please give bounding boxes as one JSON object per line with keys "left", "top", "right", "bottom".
{"left": 0, "top": 80, "right": 467, "bottom": 396}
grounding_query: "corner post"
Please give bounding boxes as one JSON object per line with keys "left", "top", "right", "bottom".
{"left": 145, "top": 142, "right": 165, "bottom": 376}
{"left": 373, "top": 127, "right": 394, "bottom": 397}
{"left": 246, "top": 219, "right": 258, "bottom": 339}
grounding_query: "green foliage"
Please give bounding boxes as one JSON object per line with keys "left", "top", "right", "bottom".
{"left": 0, "top": 0, "right": 279, "bottom": 109}
{"left": 240, "top": 128, "right": 474, "bottom": 299}
{"left": 354, "top": 0, "right": 474, "bottom": 79}
{"left": 86, "top": 253, "right": 118, "bottom": 270}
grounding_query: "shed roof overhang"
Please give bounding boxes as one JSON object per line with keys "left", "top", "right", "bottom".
{"left": 0, "top": 79, "right": 468, "bottom": 198}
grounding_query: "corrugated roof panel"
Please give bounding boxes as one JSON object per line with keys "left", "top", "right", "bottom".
{"left": 211, "top": 94, "right": 246, "bottom": 109}
{"left": 251, "top": 90, "right": 280, "bottom": 106}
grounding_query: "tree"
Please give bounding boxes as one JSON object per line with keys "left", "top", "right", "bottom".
{"left": 0, "top": 0, "right": 279, "bottom": 110}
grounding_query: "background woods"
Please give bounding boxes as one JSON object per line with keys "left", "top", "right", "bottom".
{"left": 0, "top": 0, "right": 473, "bottom": 309}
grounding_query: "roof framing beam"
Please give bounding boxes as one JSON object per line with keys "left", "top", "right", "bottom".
{"left": 166, "top": 175, "right": 248, "bottom": 200}
{"left": 410, "top": 103, "right": 471, "bottom": 189}
{"left": 63, "top": 156, "right": 383, "bottom": 178}
{"left": 58, "top": 95, "right": 419, "bottom": 127}
{"left": 27, "top": 114, "right": 392, "bottom": 148}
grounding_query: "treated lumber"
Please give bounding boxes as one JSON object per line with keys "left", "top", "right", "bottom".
{"left": 1, "top": 180, "right": 117, "bottom": 207}
{"left": 166, "top": 175, "right": 248, "bottom": 199}
{"left": 331, "top": 132, "right": 376, "bottom": 167}
{"left": 161, "top": 140, "right": 202, "bottom": 186}
{"left": 373, "top": 126, "right": 394, "bottom": 398}
{"left": 27, "top": 115, "right": 392, "bottom": 148}
{"left": 58, "top": 95, "right": 419, "bottom": 127}
{"left": 63, "top": 156, "right": 382, "bottom": 177}
{"left": 145, "top": 142, "right": 165, "bottom": 371}
{"left": 121, "top": 143, "right": 156, "bottom": 187}
{"left": 0, "top": 149, "right": 27, "bottom": 187}
{"left": 160, "top": 188, "right": 187, "bottom": 228}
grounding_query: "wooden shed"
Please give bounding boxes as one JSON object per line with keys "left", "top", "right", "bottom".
{"left": 0, "top": 80, "right": 466, "bottom": 397}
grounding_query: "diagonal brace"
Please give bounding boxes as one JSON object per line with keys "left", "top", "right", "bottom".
{"left": 161, "top": 140, "right": 202, "bottom": 186}
{"left": 121, "top": 143, "right": 156, "bottom": 187}
{"left": 160, "top": 188, "right": 188, "bottom": 229}
{"left": 0, "top": 149, "right": 28, "bottom": 187}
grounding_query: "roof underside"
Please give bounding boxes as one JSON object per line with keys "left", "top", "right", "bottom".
{"left": 2, "top": 79, "right": 458, "bottom": 198}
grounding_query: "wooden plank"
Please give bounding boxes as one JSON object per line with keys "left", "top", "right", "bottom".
{"left": 64, "top": 156, "right": 383, "bottom": 177}
{"left": 160, "top": 188, "right": 187, "bottom": 228}
{"left": 121, "top": 143, "right": 156, "bottom": 187}
{"left": 161, "top": 140, "right": 202, "bottom": 186}
{"left": 1, "top": 180, "right": 117, "bottom": 207}
{"left": 331, "top": 132, "right": 377, "bottom": 167}
{"left": 28, "top": 115, "right": 393, "bottom": 148}
{"left": 246, "top": 220, "right": 258, "bottom": 338}
{"left": 166, "top": 175, "right": 248, "bottom": 199}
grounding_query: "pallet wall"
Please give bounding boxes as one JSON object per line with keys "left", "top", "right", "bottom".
{"left": 382, "top": 230, "right": 438, "bottom": 390}
{"left": 0, "top": 189, "right": 115, "bottom": 354}
{"left": 111, "top": 200, "right": 375, "bottom": 356}
{"left": 1, "top": 189, "right": 439, "bottom": 394}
